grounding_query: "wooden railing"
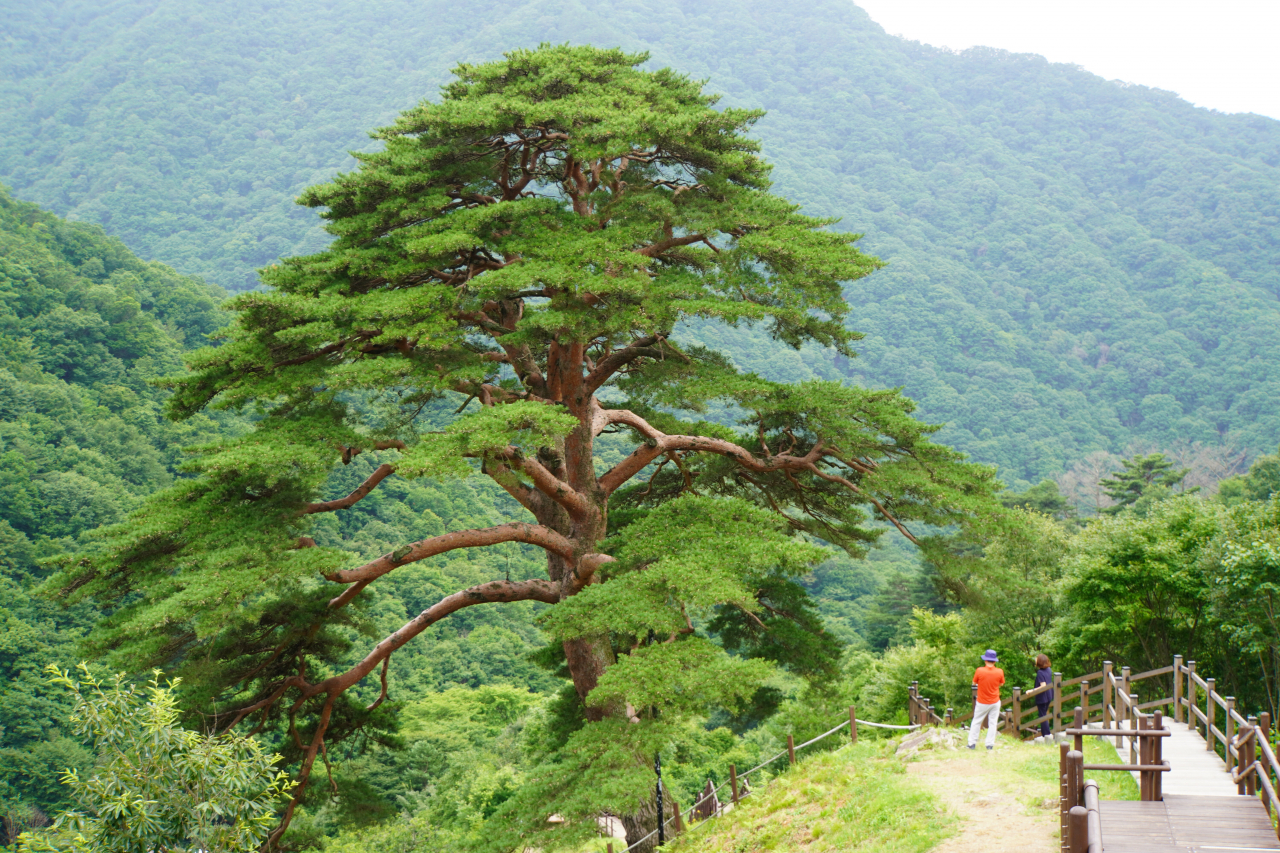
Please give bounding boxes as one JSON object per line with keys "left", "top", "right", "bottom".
{"left": 907, "top": 658, "right": 1184, "bottom": 743}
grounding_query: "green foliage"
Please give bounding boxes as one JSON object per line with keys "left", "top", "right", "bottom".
{"left": 1099, "top": 452, "right": 1192, "bottom": 513}
{"left": 41, "top": 44, "right": 1000, "bottom": 851}
{"left": 19, "top": 666, "right": 293, "bottom": 853}
{"left": 1218, "top": 446, "right": 1280, "bottom": 506}
{"left": 999, "top": 480, "right": 1074, "bottom": 521}
{"left": 4, "top": 0, "right": 1280, "bottom": 485}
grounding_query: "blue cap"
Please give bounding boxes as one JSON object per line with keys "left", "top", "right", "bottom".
{"left": 982, "top": 649, "right": 999, "bottom": 662}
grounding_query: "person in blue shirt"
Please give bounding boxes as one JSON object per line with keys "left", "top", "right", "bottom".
{"left": 1034, "top": 654, "right": 1054, "bottom": 739}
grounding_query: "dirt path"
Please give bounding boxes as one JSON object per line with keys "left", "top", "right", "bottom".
{"left": 906, "top": 740, "right": 1060, "bottom": 853}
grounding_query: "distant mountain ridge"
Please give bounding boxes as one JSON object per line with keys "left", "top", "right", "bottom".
{"left": 3, "top": 0, "right": 1278, "bottom": 483}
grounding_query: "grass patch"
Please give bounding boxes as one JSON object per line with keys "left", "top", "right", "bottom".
{"left": 944, "top": 733, "right": 1139, "bottom": 804}
{"left": 664, "top": 741, "right": 950, "bottom": 853}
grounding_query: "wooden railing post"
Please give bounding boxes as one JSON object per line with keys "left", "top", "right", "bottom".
{"left": 786, "top": 734, "right": 796, "bottom": 766}
{"left": 1261, "top": 712, "right": 1273, "bottom": 815}
{"left": 849, "top": 705, "right": 858, "bottom": 744}
{"left": 1079, "top": 679, "right": 1088, "bottom": 723}
{"left": 1012, "top": 687, "right": 1022, "bottom": 740}
{"left": 945, "top": 707, "right": 953, "bottom": 727}
{"left": 909, "top": 681, "right": 919, "bottom": 725}
{"left": 1187, "top": 661, "right": 1198, "bottom": 734}
{"left": 730, "top": 764, "right": 739, "bottom": 804}
{"left": 1245, "top": 719, "right": 1258, "bottom": 797}
{"left": 1068, "top": 805, "right": 1087, "bottom": 853}
{"left": 1226, "top": 696, "right": 1237, "bottom": 772}
{"left": 1053, "top": 671, "right": 1064, "bottom": 734}
{"left": 1173, "top": 654, "right": 1184, "bottom": 723}
{"left": 1059, "top": 742, "right": 1070, "bottom": 847}
{"left": 1207, "top": 678, "right": 1217, "bottom": 753}
{"left": 1153, "top": 710, "right": 1164, "bottom": 801}
{"left": 1103, "top": 661, "right": 1114, "bottom": 740}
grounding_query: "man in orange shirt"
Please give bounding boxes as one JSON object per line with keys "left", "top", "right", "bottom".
{"left": 967, "top": 649, "right": 1005, "bottom": 750}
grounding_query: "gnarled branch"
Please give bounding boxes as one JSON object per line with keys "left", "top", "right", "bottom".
{"left": 326, "top": 523, "right": 575, "bottom": 587}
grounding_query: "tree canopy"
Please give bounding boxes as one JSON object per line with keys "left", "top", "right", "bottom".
{"left": 4, "top": 0, "right": 1280, "bottom": 486}
{"left": 51, "top": 45, "right": 997, "bottom": 849}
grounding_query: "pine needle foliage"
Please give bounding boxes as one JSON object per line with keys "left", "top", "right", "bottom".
{"left": 49, "top": 45, "right": 998, "bottom": 848}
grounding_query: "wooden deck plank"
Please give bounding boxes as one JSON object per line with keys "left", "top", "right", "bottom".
{"left": 1098, "top": 794, "right": 1280, "bottom": 852}
{"left": 1106, "top": 719, "right": 1240, "bottom": 797}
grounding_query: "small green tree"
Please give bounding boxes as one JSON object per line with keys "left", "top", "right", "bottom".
{"left": 1099, "top": 452, "right": 1191, "bottom": 512}
{"left": 51, "top": 45, "right": 998, "bottom": 848}
{"left": 19, "top": 665, "right": 293, "bottom": 853}
{"left": 1218, "top": 446, "right": 1280, "bottom": 506}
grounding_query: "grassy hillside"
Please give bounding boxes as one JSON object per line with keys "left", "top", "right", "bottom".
{"left": 3, "top": 0, "right": 1279, "bottom": 484}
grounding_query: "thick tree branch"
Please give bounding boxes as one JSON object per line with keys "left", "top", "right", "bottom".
{"left": 492, "top": 447, "right": 594, "bottom": 519}
{"left": 804, "top": 464, "right": 920, "bottom": 545}
{"left": 636, "top": 233, "right": 708, "bottom": 257}
{"left": 584, "top": 335, "right": 674, "bottom": 393}
{"left": 302, "top": 464, "right": 395, "bottom": 515}
{"left": 597, "top": 409, "right": 824, "bottom": 494}
{"left": 328, "top": 579, "right": 559, "bottom": 693}
{"left": 326, "top": 523, "right": 574, "bottom": 586}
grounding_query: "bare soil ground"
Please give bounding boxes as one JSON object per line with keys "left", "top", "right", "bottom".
{"left": 903, "top": 731, "right": 1060, "bottom": 853}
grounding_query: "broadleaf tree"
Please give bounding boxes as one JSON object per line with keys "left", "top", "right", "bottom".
{"left": 51, "top": 45, "right": 998, "bottom": 849}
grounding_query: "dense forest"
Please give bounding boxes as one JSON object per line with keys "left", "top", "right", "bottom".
{"left": 3, "top": 0, "right": 1279, "bottom": 486}
{"left": 0, "top": 3, "right": 1278, "bottom": 853}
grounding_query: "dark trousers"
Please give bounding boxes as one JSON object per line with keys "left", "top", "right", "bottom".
{"left": 1037, "top": 702, "right": 1051, "bottom": 737}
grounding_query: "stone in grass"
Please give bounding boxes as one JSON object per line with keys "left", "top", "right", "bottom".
{"left": 896, "top": 727, "right": 964, "bottom": 757}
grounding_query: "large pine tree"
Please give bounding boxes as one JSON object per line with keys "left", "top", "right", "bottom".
{"left": 54, "top": 45, "right": 998, "bottom": 849}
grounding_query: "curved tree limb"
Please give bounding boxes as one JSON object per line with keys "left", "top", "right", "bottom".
{"left": 491, "top": 447, "right": 594, "bottom": 519}
{"left": 583, "top": 335, "right": 661, "bottom": 393}
{"left": 326, "top": 523, "right": 575, "bottom": 586}
{"left": 302, "top": 464, "right": 396, "bottom": 515}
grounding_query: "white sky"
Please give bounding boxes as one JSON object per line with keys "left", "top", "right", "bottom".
{"left": 853, "top": 0, "right": 1280, "bottom": 120}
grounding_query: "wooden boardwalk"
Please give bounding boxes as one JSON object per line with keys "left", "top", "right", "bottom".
{"left": 1100, "top": 794, "right": 1280, "bottom": 851}
{"left": 1110, "top": 718, "right": 1240, "bottom": 797}
{"left": 1098, "top": 719, "right": 1280, "bottom": 851}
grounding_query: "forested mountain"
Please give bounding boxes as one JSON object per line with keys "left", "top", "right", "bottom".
{"left": 0, "top": 188, "right": 562, "bottom": 840}
{"left": 0, "top": 183, "right": 228, "bottom": 836}
{"left": 3, "top": 0, "right": 1279, "bottom": 486}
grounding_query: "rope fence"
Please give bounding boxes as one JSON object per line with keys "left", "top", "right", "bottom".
{"left": 611, "top": 707, "right": 920, "bottom": 851}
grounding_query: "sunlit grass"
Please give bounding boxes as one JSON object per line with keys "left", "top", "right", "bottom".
{"left": 663, "top": 741, "right": 951, "bottom": 853}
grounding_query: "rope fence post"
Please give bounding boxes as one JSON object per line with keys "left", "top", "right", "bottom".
{"left": 849, "top": 706, "right": 858, "bottom": 744}
{"left": 786, "top": 734, "right": 795, "bottom": 766}
{"left": 730, "top": 764, "right": 739, "bottom": 805}
{"left": 1012, "top": 687, "right": 1022, "bottom": 740}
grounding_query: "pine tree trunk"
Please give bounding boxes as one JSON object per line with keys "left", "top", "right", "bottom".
{"left": 621, "top": 793, "right": 659, "bottom": 853}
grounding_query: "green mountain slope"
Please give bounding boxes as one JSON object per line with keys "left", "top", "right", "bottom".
{"left": 2, "top": 0, "right": 1279, "bottom": 483}
{"left": 0, "top": 188, "right": 559, "bottom": 838}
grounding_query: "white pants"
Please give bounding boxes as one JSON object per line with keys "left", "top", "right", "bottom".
{"left": 968, "top": 701, "right": 1001, "bottom": 747}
